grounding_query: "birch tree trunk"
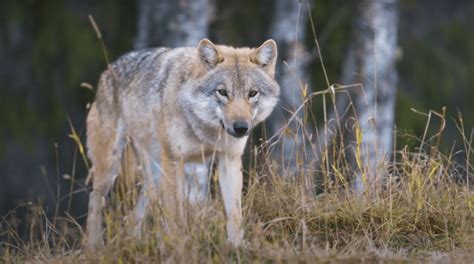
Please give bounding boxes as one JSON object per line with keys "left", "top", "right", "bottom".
{"left": 134, "top": 0, "right": 209, "bottom": 48}
{"left": 268, "top": 0, "right": 313, "bottom": 170}
{"left": 348, "top": 0, "right": 399, "bottom": 192}
{"left": 134, "top": 0, "right": 211, "bottom": 202}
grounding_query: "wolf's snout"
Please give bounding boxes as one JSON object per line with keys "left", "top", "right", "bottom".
{"left": 232, "top": 121, "right": 249, "bottom": 137}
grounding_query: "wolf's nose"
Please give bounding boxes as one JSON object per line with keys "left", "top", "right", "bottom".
{"left": 233, "top": 121, "right": 249, "bottom": 136}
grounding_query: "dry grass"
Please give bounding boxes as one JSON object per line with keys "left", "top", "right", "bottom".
{"left": 1, "top": 119, "right": 473, "bottom": 263}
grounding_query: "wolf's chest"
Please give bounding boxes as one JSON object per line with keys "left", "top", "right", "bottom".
{"left": 165, "top": 119, "right": 215, "bottom": 161}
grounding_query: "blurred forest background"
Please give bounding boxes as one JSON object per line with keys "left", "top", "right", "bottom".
{"left": 1, "top": 0, "right": 473, "bottom": 227}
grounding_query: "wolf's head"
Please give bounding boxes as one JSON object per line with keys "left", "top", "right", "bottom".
{"left": 185, "top": 39, "right": 280, "bottom": 139}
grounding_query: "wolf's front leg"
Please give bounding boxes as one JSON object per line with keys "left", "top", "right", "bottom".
{"left": 217, "top": 153, "right": 243, "bottom": 246}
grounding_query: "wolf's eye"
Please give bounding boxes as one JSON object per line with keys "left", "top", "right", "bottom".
{"left": 248, "top": 90, "right": 259, "bottom": 98}
{"left": 217, "top": 89, "right": 228, "bottom": 97}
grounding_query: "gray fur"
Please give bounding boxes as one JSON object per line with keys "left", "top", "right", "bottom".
{"left": 85, "top": 39, "right": 280, "bottom": 249}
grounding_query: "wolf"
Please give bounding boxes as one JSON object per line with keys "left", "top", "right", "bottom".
{"left": 85, "top": 38, "right": 280, "bottom": 249}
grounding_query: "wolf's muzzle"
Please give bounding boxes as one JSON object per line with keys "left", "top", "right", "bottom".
{"left": 231, "top": 121, "right": 249, "bottom": 137}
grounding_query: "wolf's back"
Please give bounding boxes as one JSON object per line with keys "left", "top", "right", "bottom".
{"left": 106, "top": 47, "right": 170, "bottom": 89}
{"left": 92, "top": 47, "right": 191, "bottom": 117}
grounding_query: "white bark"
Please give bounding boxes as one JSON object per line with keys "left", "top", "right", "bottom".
{"left": 268, "top": 0, "right": 313, "bottom": 169}
{"left": 349, "top": 0, "right": 399, "bottom": 192}
{"left": 134, "top": 0, "right": 209, "bottom": 48}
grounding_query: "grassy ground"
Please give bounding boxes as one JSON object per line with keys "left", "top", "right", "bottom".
{"left": 1, "top": 135, "right": 473, "bottom": 263}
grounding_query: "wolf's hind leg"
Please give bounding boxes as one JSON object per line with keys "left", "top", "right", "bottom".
{"left": 131, "top": 146, "right": 162, "bottom": 237}
{"left": 86, "top": 114, "right": 126, "bottom": 250}
{"left": 86, "top": 171, "right": 117, "bottom": 250}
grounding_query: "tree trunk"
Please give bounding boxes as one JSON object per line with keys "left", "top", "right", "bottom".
{"left": 348, "top": 0, "right": 399, "bottom": 192}
{"left": 134, "top": 0, "right": 209, "bottom": 48}
{"left": 268, "top": 0, "right": 313, "bottom": 171}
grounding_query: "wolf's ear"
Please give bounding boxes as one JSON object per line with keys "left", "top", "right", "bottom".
{"left": 252, "top": 39, "right": 278, "bottom": 76}
{"left": 198, "top": 39, "right": 223, "bottom": 69}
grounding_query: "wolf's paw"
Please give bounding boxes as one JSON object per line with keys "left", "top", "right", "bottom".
{"left": 226, "top": 227, "right": 244, "bottom": 247}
